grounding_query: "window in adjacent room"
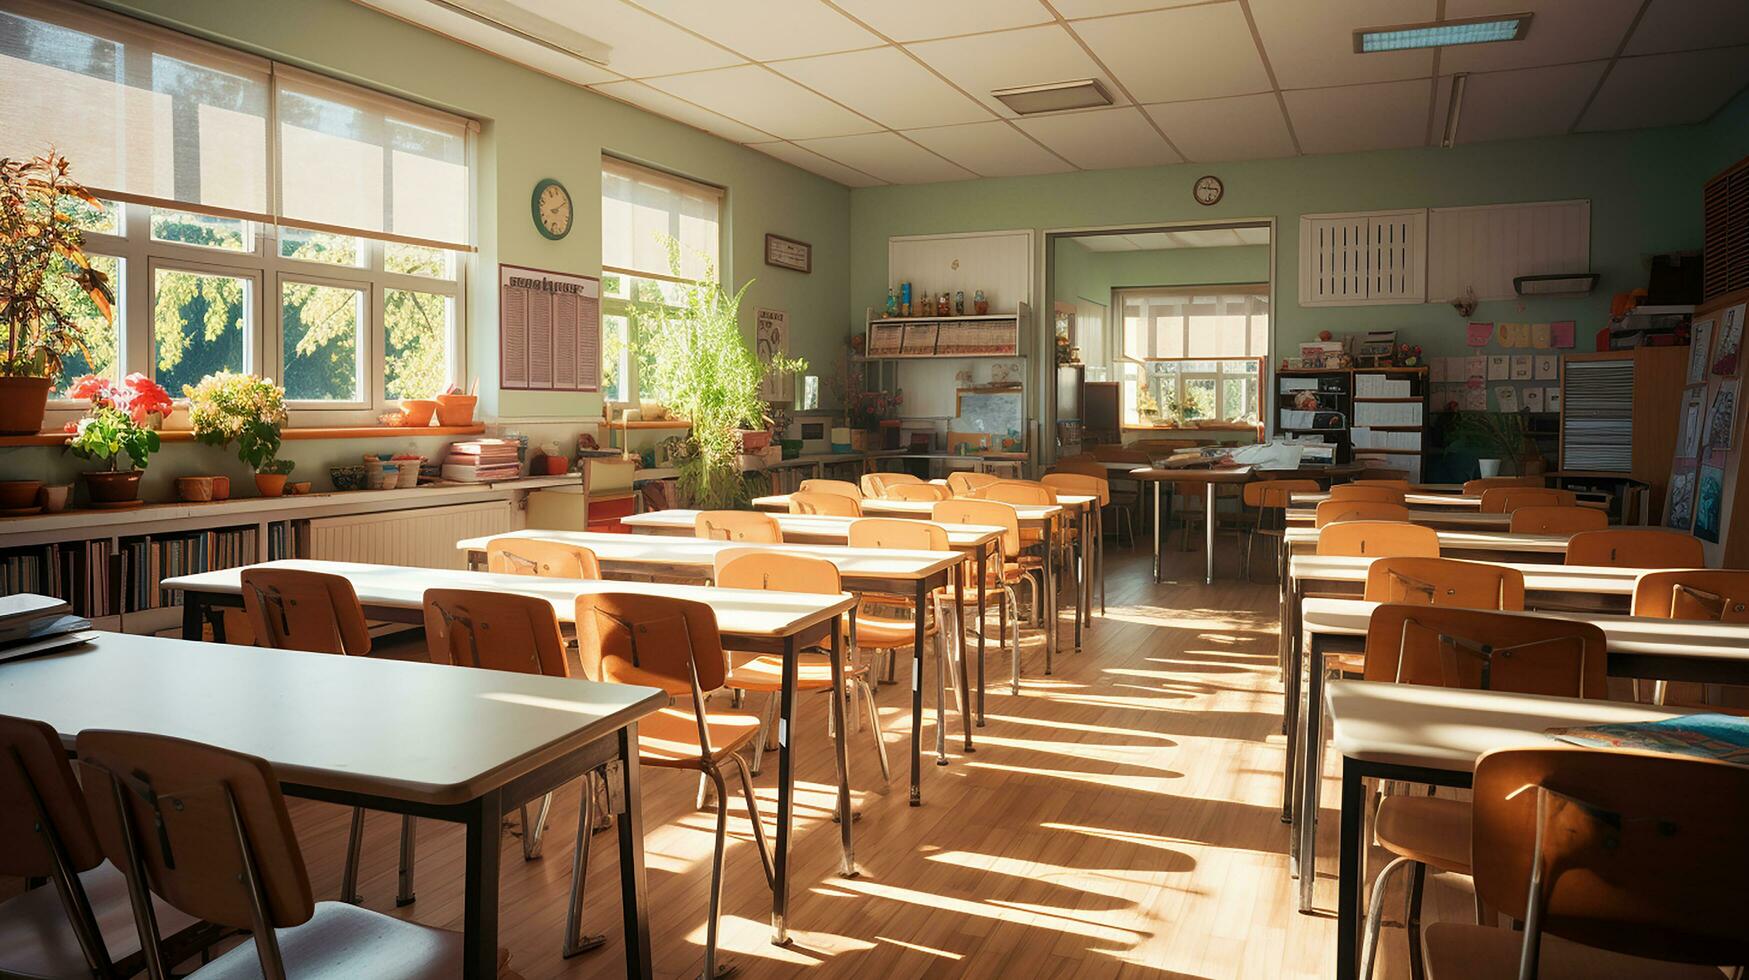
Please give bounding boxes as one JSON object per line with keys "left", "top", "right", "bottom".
{"left": 1117, "top": 285, "right": 1268, "bottom": 426}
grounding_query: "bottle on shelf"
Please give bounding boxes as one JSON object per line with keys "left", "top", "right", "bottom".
{"left": 885, "top": 287, "right": 898, "bottom": 318}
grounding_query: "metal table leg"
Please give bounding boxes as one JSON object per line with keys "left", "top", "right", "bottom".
{"left": 771, "top": 636, "right": 799, "bottom": 942}
{"left": 826, "top": 622, "right": 854, "bottom": 874}
{"left": 462, "top": 788, "right": 503, "bottom": 979}
{"left": 976, "top": 544, "right": 988, "bottom": 726}
{"left": 1204, "top": 483, "right": 1217, "bottom": 585}
{"left": 614, "top": 727, "right": 653, "bottom": 979}
{"left": 910, "top": 579, "right": 927, "bottom": 805}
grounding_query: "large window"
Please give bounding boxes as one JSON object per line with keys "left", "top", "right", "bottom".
{"left": 1118, "top": 285, "right": 1269, "bottom": 426}
{"left": 600, "top": 157, "right": 722, "bottom": 404}
{"left": 2, "top": 0, "right": 472, "bottom": 424}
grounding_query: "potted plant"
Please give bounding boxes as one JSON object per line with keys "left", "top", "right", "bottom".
{"left": 0, "top": 154, "right": 115, "bottom": 434}
{"left": 1445, "top": 410, "right": 1529, "bottom": 477}
{"left": 183, "top": 372, "right": 294, "bottom": 497}
{"left": 631, "top": 238, "right": 805, "bottom": 509}
{"left": 63, "top": 374, "right": 171, "bottom": 505}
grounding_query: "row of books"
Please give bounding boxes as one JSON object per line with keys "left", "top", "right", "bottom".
{"left": 121, "top": 528, "right": 259, "bottom": 612}
{"left": 0, "top": 542, "right": 112, "bottom": 618}
{"left": 442, "top": 438, "right": 522, "bottom": 483}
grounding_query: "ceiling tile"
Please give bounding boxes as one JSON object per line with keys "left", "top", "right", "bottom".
{"left": 831, "top": 0, "right": 1053, "bottom": 42}
{"left": 1055, "top": 0, "right": 1207, "bottom": 18}
{"left": 908, "top": 25, "right": 1124, "bottom": 117}
{"left": 1123, "top": 231, "right": 1178, "bottom": 249}
{"left": 1250, "top": 0, "right": 1435, "bottom": 89}
{"left": 1076, "top": 234, "right": 1138, "bottom": 251}
{"left": 1441, "top": 0, "right": 1640, "bottom": 74}
{"left": 352, "top": 0, "right": 622, "bottom": 85}
{"left": 511, "top": 0, "right": 744, "bottom": 78}
{"left": 903, "top": 121, "right": 1075, "bottom": 176}
{"left": 1625, "top": 0, "right": 1749, "bottom": 55}
{"left": 1012, "top": 106, "right": 1182, "bottom": 170}
{"left": 772, "top": 47, "right": 993, "bottom": 129}
{"left": 1144, "top": 93, "right": 1296, "bottom": 162}
{"left": 1430, "top": 62, "right": 1606, "bottom": 144}
{"left": 1578, "top": 46, "right": 1749, "bottom": 131}
{"left": 747, "top": 140, "right": 885, "bottom": 186}
{"left": 794, "top": 132, "right": 976, "bottom": 183}
{"left": 629, "top": 0, "right": 882, "bottom": 60}
{"left": 646, "top": 65, "right": 881, "bottom": 139}
{"left": 1166, "top": 228, "right": 1251, "bottom": 247}
{"left": 1282, "top": 78, "right": 1431, "bottom": 154}
{"left": 591, "top": 80, "right": 775, "bottom": 143}
{"left": 1071, "top": 4, "right": 1272, "bottom": 103}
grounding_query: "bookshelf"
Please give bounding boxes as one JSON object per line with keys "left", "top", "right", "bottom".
{"left": 1275, "top": 367, "right": 1429, "bottom": 477}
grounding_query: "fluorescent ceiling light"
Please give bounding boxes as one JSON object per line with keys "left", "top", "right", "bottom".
{"left": 425, "top": 0, "right": 613, "bottom": 66}
{"left": 1354, "top": 13, "right": 1531, "bottom": 54}
{"left": 992, "top": 79, "right": 1113, "bottom": 115}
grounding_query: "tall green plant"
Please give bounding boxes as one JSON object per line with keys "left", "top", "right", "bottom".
{"left": 1445, "top": 411, "right": 1529, "bottom": 472}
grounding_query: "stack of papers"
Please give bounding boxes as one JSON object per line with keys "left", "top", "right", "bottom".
{"left": 442, "top": 439, "right": 523, "bottom": 483}
{"left": 0, "top": 593, "right": 92, "bottom": 663}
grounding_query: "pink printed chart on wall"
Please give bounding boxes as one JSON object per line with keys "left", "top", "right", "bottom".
{"left": 499, "top": 264, "right": 601, "bottom": 392}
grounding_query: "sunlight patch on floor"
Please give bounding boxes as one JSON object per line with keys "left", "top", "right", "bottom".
{"left": 833, "top": 878, "right": 1146, "bottom": 944}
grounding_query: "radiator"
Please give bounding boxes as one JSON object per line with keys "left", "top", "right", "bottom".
{"left": 307, "top": 501, "right": 518, "bottom": 569}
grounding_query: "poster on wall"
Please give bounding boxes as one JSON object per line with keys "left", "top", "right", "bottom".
{"left": 1687, "top": 317, "right": 1715, "bottom": 385}
{"left": 1677, "top": 385, "right": 1706, "bottom": 459}
{"left": 1695, "top": 455, "right": 1727, "bottom": 543}
{"left": 499, "top": 264, "right": 600, "bottom": 392}
{"left": 1712, "top": 303, "right": 1744, "bottom": 377}
{"left": 1704, "top": 379, "right": 1739, "bottom": 451}
{"left": 1667, "top": 459, "right": 1698, "bottom": 530}
{"left": 755, "top": 307, "right": 791, "bottom": 401}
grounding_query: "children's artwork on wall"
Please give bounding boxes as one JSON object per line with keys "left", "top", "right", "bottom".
{"left": 1666, "top": 460, "right": 1698, "bottom": 530}
{"left": 1493, "top": 385, "right": 1519, "bottom": 412}
{"left": 1550, "top": 321, "right": 1576, "bottom": 348}
{"left": 1530, "top": 323, "right": 1552, "bottom": 349}
{"left": 1534, "top": 355, "right": 1558, "bottom": 380}
{"left": 1523, "top": 387, "right": 1544, "bottom": 412}
{"left": 1486, "top": 355, "right": 1509, "bottom": 380}
{"left": 1704, "top": 379, "right": 1739, "bottom": 450}
{"left": 1687, "top": 317, "right": 1715, "bottom": 385}
{"left": 1677, "top": 385, "right": 1705, "bottom": 459}
{"left": 1695, "top": 459, "right": 1727, "bottom": 543}
{"left": 1466, "top": 322, "right": 1493, "bottom": 347}
{"left": 1510, "top": 355, "right": 1533, "bottom": 380}
{"left": 1546, "top": 387, "right": 1562, "bottom": 412}
{"left": 1712, "top": 303, "right": 1744, "bottom": 376}
{"left": 1461, "top": 385, "right": 1487, "bottom": 410}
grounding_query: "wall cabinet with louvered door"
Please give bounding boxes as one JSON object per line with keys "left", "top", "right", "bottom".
{"left": 1703, "top": 155, "right": 1749, "bottom": 303}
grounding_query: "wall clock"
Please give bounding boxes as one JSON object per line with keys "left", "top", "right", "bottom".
{"left": 532, "top": 178, "right": 572, "bottom": 240}
{"left": 1193, "top": 174, "right": 1223, "bottom": 206}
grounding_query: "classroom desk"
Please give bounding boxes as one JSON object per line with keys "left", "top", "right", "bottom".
{"left": 1291, "top": 491, "right": 1484, "bottom": 508}
{"left": 1279, "top": 528, "right": 1571, "bottom": 577}
{"left": 457, "top": 529, "right": 972, "bottom": 802}
{"left": 1128, "top": 465, "right": 1255, "bottom": 585}
{"left": 1323, "top": 681, "right": 1688, "bottom": 980}
{"left": 620, "top": 510, "right": 1008, "bottom": 728}
{"left": 1291, "top": 598, "right": 1749, "bottom": 913}
{"left": 928, "top": 479, "right": 1107, "bottom": 621}
{"left": 163, "top": 559, "right": 854, "bottom": 949}
{"left": 1284, "top": 507, "right": 1512, "bottom": 530}
{"left": 0, "top": 631, "right": 666, "bottom": 980}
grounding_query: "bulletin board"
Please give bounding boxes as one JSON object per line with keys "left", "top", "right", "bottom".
{"left": 953, "top": 385, "right": 1025, "bottom": 452}
{"left": 1670, "top": 298, "right": 1746, "bottom": 566}
{"left": 499, "top": 263, "right": 600, "bottom": 392}
{"left": 1426, "top": 319, "right": 1575, "bottom": 414}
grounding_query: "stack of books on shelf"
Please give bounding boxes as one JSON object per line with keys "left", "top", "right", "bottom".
{"left": 1, "top": 542, "right": 112, "bottom": 619}
{"left": 123, "top": 528, "right": 258, "bottom": 612}
{"left": 442, "top": 438, "right": 523, "bottom": 483}
{"left": 0, "top": 593, "right": 92, "bottom": 663}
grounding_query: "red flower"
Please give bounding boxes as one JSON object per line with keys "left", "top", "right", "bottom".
{"left": 66, "top": 374, "right": 107, "bottom": 401}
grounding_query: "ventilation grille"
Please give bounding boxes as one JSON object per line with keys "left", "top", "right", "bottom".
{"left": 1300, "top": 210, "right": 1425, "bottom": 307}
{"left": 1560, "top": 360, "right": 1634, "bottom": 474}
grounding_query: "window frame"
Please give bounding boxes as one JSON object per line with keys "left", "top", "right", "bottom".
{"left": 1130, "top": 357, "right": 1265, "bottom": 426}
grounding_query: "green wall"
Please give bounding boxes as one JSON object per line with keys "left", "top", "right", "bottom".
{"left": 1053, "top": 241, "right": 1270, "bottom": 306}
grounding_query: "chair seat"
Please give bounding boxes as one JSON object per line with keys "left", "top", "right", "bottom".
{"left": 1424, "top": 923, "right": 1725, "bottom": 980}
{"left": 637, "top": 704, "right": 764, "bottom": 766}
{"left": 1374, "top": 795, "right": 1472, "bottom": 875}
{"left": 853, "top": 613, "right": 937, "bottom": 648}
{"left": 189, "top": 901, "right": 464, "bottom": 980}
{"left": 0, "top": 860, "right": 207, "bottom": 979}
{"left": 1325, "top": 650, "right": 1367, "bottom": 675}
{"left": 726, "top": 651, "right": 867, "bottom": 693}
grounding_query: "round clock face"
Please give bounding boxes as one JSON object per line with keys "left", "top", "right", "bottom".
{"left": 1194, "top": 175, "right": 1223, "bottom": 206}
{"left": 533, "top": 179, "right": 572, "bottom": 240}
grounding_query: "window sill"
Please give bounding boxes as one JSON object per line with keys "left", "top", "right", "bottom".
{"left": 0, "top": 423, "right": 487, "bottom": 448}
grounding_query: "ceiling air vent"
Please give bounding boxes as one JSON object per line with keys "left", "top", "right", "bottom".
{"left": 992, "top": 79, "right": 1113, "bottom": 115}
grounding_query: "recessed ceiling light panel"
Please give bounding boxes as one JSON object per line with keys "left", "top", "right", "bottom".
{"left": 1354, "top": 13, "right": 1531, "bottom": 54}
{"left": 992, "top": 78, "right": 1113, "bottom": 115}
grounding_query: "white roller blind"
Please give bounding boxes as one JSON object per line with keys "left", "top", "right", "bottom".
{"left": 276, "top": 66, "right": 472, "bottom": 251}
{"left": 602, "top": 157, "right": 721, "bottom": 282}
{"left": 0, "top": 0, "right": 271, "bottom": 219}
{"left": 1119, "top": 286, "right": 1269, "bottom": 359}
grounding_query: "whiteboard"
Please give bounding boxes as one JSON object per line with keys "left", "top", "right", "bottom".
{"left": 953, "top": 387, "right": 1025, "bottom": 451}
{"left": 1427, "top": 200, "right": 1590, "bottom": 302}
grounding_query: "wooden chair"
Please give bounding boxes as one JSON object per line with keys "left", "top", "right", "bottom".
{"left": 860, "top": 472, "right": 920, "bottom": 497}
{"left": 983, "top": 482, "right": 1063, "bottom": 609}
{"left": 931, "top": 501, "right": 1031, "bottom": 692}
{"left": 1421, "top": 747, "right": 1749, "bottom": 979}
{"left": 798, "top": 478, "right": 862, "bottom": 500}
{"left": 1314, "top": 500, "right": 1411, "bottom": 527}
{"left": 485, "top": 537, "right": 602, "bottom": 578}
{"left": 1462, "top": 476, "right": 1544, "bottom": 495}
{"left": 886, "top": 483, "right": 950, "bottom": 502}
{"left": 239, "top": 567, "right": 412, "bottom": 907}
{"left": 845, "top": 517, "right": 965, "bottom": 703}
{"left": 1507, "top": 505, "right": 1607, "bottom": 535}
{"left": 946, "top": 471, "right": 999, "bottom": 497}
{"left": 0, "top": 715, "right": 218, "bottom": 979}
{"left": 1362, "top": 557, "right": 1526, "bottom": 610}
{"left": 1329, "top": 484, "right": 1407, "bottom": 504}
{"left": 1043, "top": 472, "right": 1115, "bottom": 601}
{"left": 1478, "top": 487, "right": 1576, "bottom": 512}
{"left": 1243, "top": 479, "right": 1320, "bottom": 581}
{"left": 75, "top": 729, "right": 466, "bottom": 979}
{"left": 1566, "top": 529, "right": 1704, "bottom": 568}
{"left": 1316, "top": 520, "right": 1439, "bottom": 558}
{"left": 1631, "top": 569, "right": 1749, "bottom": 709}
{"left": 570, "top": 593, "right": 773, "bottom": 980}
{"left": 714, "top": 551, "right": 889, "bottom": 783}
{"left": 695, "top": 510, "right": 782, "bottom": 543}
{"left": 790, "top": 491, "right": 863, "bottom": 517}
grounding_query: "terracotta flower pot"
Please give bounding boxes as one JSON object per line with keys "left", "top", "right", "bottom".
{"left": 210, "top": 475, "right": 230, "bottom": 500}
{"left": 176, "top": 476, "right": 215, "bottom": 502}
{"left": 0, "top": 480, "right": 42, "bottom": 510}
{"left": 434, "top": 394, "right": 476, "bottom": 426}
{"left": 84, "top": 470, "right": 142, "bottom": 504}
{"left": 0, "top": 376, "right": 52, "bottom": 436}
{"left": 255, "top": 473, "right": 288, "bottom": 498}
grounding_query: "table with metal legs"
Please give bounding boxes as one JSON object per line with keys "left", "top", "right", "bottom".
{"left": 1131, "top": 465, "right": 1256, "bottom": 585}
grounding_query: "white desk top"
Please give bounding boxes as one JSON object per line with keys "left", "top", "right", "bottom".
{"left": 1283, "top": 527, "right": 1571, "bottom": 554}
{"left": 457, "top": 529, "right": 962, "bottom": 581}
{"left": 163, "top": 559, "right": 855, "bottom": 639}
{"left": 1300, "top": 597, "right": 1749, "bottom": 664}
{"left": 620, "top": 509, "right": 1004, "bottom": 550}
{"left": 752, "top": 494, "right": 1066, "bottom": 523}
{"left": 0, "top": 631, "right": 665, "bottom": 806}
{"left": 1326, "top": 680, "right": 1687, "bottom": 773}
{"left": 1293, "top": 491, "right": 1481, "bottom": 508}
{"left": 1285, "top": 508, "right": 1511, "bottom": 529}
{"left": 1288, "top": 555, "right": 1643, "bottom": 594}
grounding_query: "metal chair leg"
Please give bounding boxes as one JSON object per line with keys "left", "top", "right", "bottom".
{"left": 562, "top": 771, "right": 606, "bottom": 957}
{"left": 749, "top": 692, "right": 777, "bottom": 776}
{"left": 1006, "top": 585, "right": 1023, "bottom": 695}
{"left": 857, "top": 677, "right": 890, "bottom": 782}
{"left": 727, "top": 753, "right": 775, "bottom": 888}
{"left": 702, "top": 764, "right": 732, "bottom": 980}
{"left": 1359, "top": 855, "right": 1416, "bottom": 980}
{"left": 395, "top": 815, "right": 416, "bottom": 907}
{"left": 1406, "top": 862, "right": 1428, "bottom": 980}
{"left": 521, "top": 792, "right": 553, "bottom": 861}
{"left": 341, "top": 807, "right": 365, "bottom": 905}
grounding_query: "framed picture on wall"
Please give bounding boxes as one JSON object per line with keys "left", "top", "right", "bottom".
{"left": 1712, "top": 303, "right": 1744, "bottom": 377}
{"left": 764, "top": 233, "right": 811, "bottom": 273}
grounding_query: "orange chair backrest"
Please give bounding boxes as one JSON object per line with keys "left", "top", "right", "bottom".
{"left": 1363, "top": 604, "right": 1608, "bottom": 698}
{"left": 985, "top": 481, "right": 1054, "bottom": 507}
{"left": 886, "top": 483, "right": 950, "bottom": 502}
{"left": 798, "top": 478, "right": 861, "bottom": 500}
{"left": 1328, "top": 484, "right": 1407, "bottom": 504}
{"left": 575, "top": 592, "right": 727, "bottom": 697}
{"left": 695, "top": 510, "right": 782, "bottom": 543}
{"left": 1508, "top": 505, "right": 1607, "bottom": 535}
{"left": 715, "top": 550, "right": 840, "bottom": 597}
{"left": 1479, "top": 487, "right": 1576, "bottom": 512}
{"left": 1566, "top": 529, "right": 1704, "bottom": 568}
{"left": 790, "top": 491, "right": 862, "bottom": 517}
{"left": 1469, "top": 747, "right": 1749, "bottom": 967}
{"left": 1041, "top": 472, "right": 1109, "bottom": 507}
{"left": 485, "top": 537, "right": 602, "bottom": 579}
{"left": 933, "top": 499, "right": 1020, "bottom": 558}
{"left": 240, "top": 567, "right": 371, "bottom": 657}
{"left": 1314, "top": 500, "right": 1410, "bottom": 527}
{"left": 860, "top": 472, "right": 921, "bottom": 497}
{"left": 1245, "top": 478, "right": 1320, "bottom": 508}
{"left": 77, "top": 730, "right": 314, "bottom": 934}
{"left": 1362, "top": 556, "right": 1526, "bottom": 610}
{"left": 1462, "top": 476, "right": 1545, "bottom": 495}
{"left": 422, "top": 588, "right": 569, "bottom": 676}
{"left": 847, "top": 517, "right": 950, "bottom": 552}
{"left": 1630, "top": 570, "right": 1749, "bottom": 622}
{"left": 1316, "top": 520, "right": 1439, "bottom": 558}
{"left": 946, "top": 471, "right": 999, "bottom": 496}
{"left": 0, "top": 714, "right": 102, "bottom": 880}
